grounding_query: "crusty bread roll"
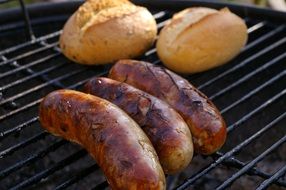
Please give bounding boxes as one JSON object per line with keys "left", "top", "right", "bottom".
{"left": 156, "top": 7, "right": 248, "bottom": 74}
{"left": 60, "top": 0, "right": 157, "bottom": 65}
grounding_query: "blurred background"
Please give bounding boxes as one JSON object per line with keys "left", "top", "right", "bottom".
{"left": 0, "top": 0, "right": 285, "bottom": 11}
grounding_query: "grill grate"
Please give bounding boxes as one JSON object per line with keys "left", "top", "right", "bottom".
{"left": 0, "top": 0, "right": 285, "bottom": 189}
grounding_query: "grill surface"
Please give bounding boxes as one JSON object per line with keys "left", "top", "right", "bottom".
{"left": 0, "top": 0, "right": 285, "bottom": 189}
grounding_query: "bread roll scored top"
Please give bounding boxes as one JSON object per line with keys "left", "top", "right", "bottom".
{"left": 60, "top": 0, "right": 157, "bottom": 65}
{"left": 156, "top": 7, "right": 248, "bottom": 74}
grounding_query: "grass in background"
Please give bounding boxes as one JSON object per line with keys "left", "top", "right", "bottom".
{"left": 0, "top": 0, "right": 38, "bottom": 9}
{"left": 226, "top": 0, "right": 267, "bottom": 6}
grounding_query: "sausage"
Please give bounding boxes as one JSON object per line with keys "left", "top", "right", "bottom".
{"left": 39, "top": 90, "right": 165, "bottom": 190}
{"left": 84, "top": 77, "right": 193, "bottom": 174}
{"left": 109, "top": 60, "right": 227, "bottom": 155}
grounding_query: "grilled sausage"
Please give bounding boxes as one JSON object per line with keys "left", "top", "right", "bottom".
{"left": 84, "top": 77, "right": 194, "bottom": 174}
{"left": 109, "top": 60, "right": 227, "bottom": 155}
{"left": 39, "top": 90, "right": 165, "bottom": 190}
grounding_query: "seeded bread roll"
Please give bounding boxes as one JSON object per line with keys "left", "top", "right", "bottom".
{"left": 60, "top": 0, "right": 157, "bottom": 65}
{"left": 156, "top": 7, "right": 248, "bottom": 74}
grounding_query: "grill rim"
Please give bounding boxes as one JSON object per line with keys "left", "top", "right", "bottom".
{"left": 0, "top": 0, "right": 286, "bottom": 26}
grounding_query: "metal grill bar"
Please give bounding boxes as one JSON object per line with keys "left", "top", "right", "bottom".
{"left": 8, "top": 58, "right": 45, "bottom": 83}
{"left": 214, "top": 152, "right": 286, "bottom": 187}
{"left": 198, "top": 36, "right": 286, "bottom": 90}
{"left": 246, "top": 21, "right": 265, "bottom": 33}
{"left": 216, "top": 135, "right": 286, "bottom": 190}
{"left": 227, "top": 89, "right": 285, "bottom": 132}
{"left": 69, "top": 70, "right": 111, "bottom": 88}
{"left": 0, "top": 16, "right": 167, "bottom": 100}
{"left": 0, "top": 67, "right": 86, "bottom": 106}
{"left": 0, "top": 58, "right": 159, "bottom": 188}
{"left": 18, "top": 0, "right": 35, "bottom": 40}
{"left": 10, "top": 149, "right": 87, "bottom": 190}
{"left": 0, "top": 42, "right": 58, "bottom": 66}
{"left": 0, "top": 11, "right": 264, "bottom": 62}
{"left": 0, "top": 67, "right": 111, "bottom": 159}
{"left": 0, "top": 31, "right": 61, "bottom": 56}
{"left": 157, "top": 19, "right": 171, "bottom": 29}
{"left": 176, "top": 111, "right": 286, "bottom": 189}
{"left": 0, "top": 18, "right": 265, "bottom": 104}
{"left": 153, "top": 11, "right": 168, "bottom": 19}
{"left": 0, "top": 52, "right": 60, "bottom": 79}
{"left": 0, "top": 117, "right": 38, "bottom": 140}
{"left": 0, "top": 12, "right": 268, "bottom": 95}
{"left": 55, "top": 164, "right": 99, "bottom": 190}
{"left": 0, "top": 59, "right": 284, "bottom": 187}
{"left": 0, "top": 136, "right": 90, "bottom": 189}
{"left": 0, "top": 70, "right": 115, "bottom": 157}
{"left": 0, "top": 58, "right": 160, "bottom": 122}
{"left": 209, "top": 52, "right": 286, "bottom": 100}
{"left": 0, "top": 131, "right": 47, "bottom": 158}
{"left": 0, "top": 140, "right": 66, "bottom": 179}
{"left": 0, "top": 8, "right": 174, "bottom": 190}
{"left": 0, "top": 42, "right": 157, "bottom": 91}
{"left": 0, "top": 63, "right": 64, "bottom": 91}
{"left": 0, "top": 61, "right": 94, "bottom": 121}
{"left": 242, "top": 25, "right": 285, "bottom": 52}
{"left": 221, "top": 70, "right": 285, "bottom": 114}
{"left": 3, "top": 45, "right": 281, "bottom": 153}
{"left": 1, "top": 53, "right": 66, "bottom": 90}
{"left": 0, "top": 43, "right": 158, "bottom": 92}
{"left": 256, "top": 165, "right": 286, "bottom": 190}
{"left": 2, "top": 84, "right": 284, "bottom": 189}
{"left": 0, "top": 99, "right": 41, "bottom": 121}
{"left": 0, "top": 11, "right": 166, "bottom": 57}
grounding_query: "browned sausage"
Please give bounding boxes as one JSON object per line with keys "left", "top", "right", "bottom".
{"left": 109, "top": 60, "right": 227, "bottom": 155}
{"left": 39, "top": 90, "right": 165, "bottom": 190}
{"left": 84, "top": 77, "right": 193, "bottom": 174}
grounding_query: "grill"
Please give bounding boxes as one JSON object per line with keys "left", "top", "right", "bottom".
{"left": 0, "top": 0, "right": 285, "bottom": 189}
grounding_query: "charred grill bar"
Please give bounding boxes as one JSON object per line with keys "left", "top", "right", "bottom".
{"left": 0, "top": 0, "right": 285, "bottom": 189}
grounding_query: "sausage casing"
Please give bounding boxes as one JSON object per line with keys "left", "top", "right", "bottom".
{"left": 84, "top": 77, "right": 193, "bottom": 174}
{"left": 109, "top": 60, "right": 227, "bottom": 155}
{"left": 39, "top": 90, "right": 165, "bottom": 190}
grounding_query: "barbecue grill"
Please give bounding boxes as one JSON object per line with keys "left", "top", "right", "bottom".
{"left": 0, "top": 0, "right": 285, "bottom": 189}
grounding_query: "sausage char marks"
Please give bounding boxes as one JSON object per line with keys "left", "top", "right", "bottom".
{"left": 84, "top": 77, "right": 193, "bottom": 174}
{"left": 39, "top": 89, "right": 165, "bottom": 190}
{"left": 109, "top": 60, "right": 227, "bottom": 155}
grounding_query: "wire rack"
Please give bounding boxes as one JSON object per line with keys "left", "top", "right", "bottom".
{"left": 0, "top": 0, "right": 285, "bottom": 189}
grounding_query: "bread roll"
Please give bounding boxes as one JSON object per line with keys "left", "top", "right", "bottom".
{"left": 60, "top": 0, "right": 157, "bottom": 65}
{"left": 156, "top": 7, "right": 248, "bottom": 74}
